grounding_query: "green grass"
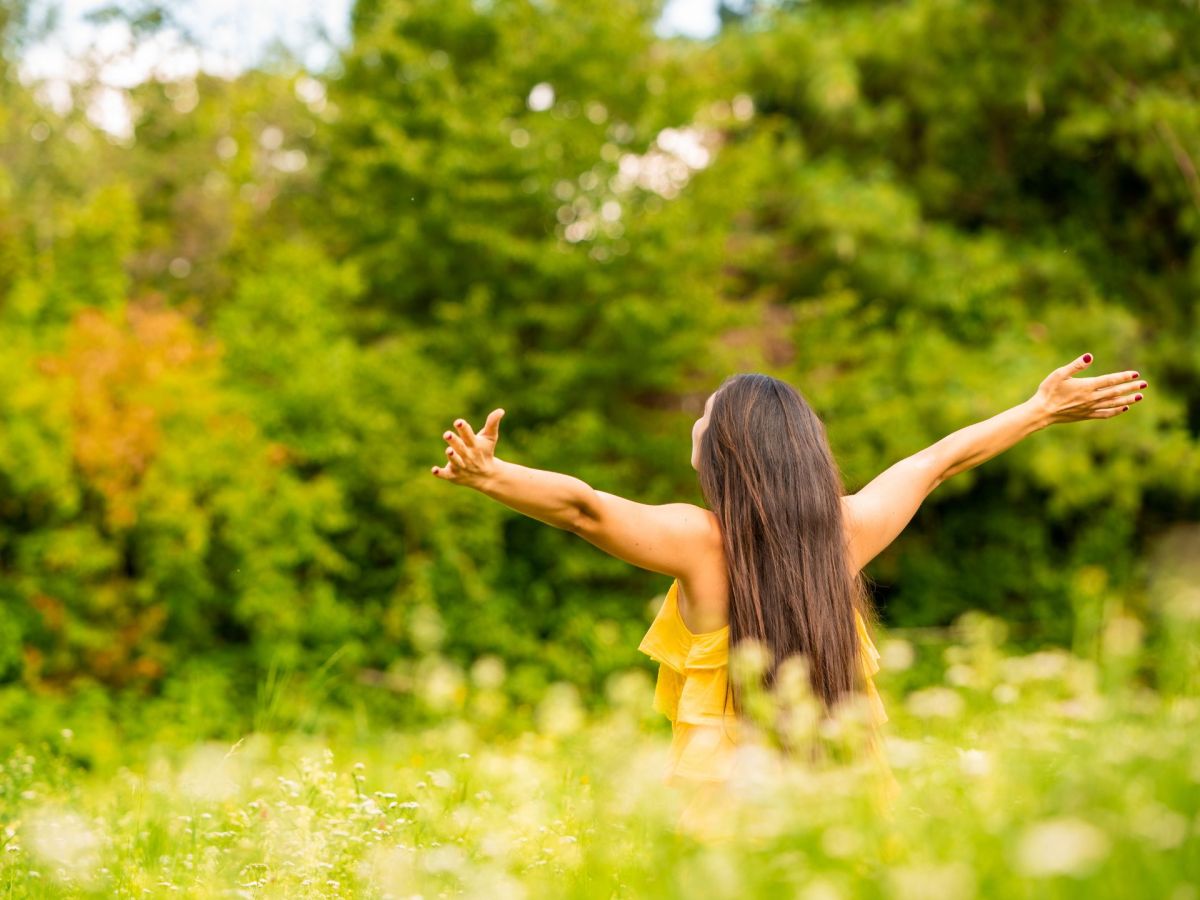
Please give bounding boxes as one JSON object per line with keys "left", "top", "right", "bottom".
{"left": 2, "top": 614, "right": 1199, "bottom": 898}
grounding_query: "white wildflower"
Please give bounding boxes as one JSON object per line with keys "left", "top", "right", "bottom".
{"left": 957, "top": 748, "right": 991, "bottom": 777}
{"left": 906, "top": 687, "right": 965, "bottom": 719}
{"left": 25, "top": 808, "right": 103, "bottom": 882}
{"left": 1015, "top": 818, "right": 1110, "bottom": 876}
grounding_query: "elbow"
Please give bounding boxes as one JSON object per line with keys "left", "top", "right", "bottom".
{"left": 572, "top": 486, "right": 601, "bottom": 534}
{"left": 565, "top": 506, "right": 594, "bottom": 536}
{"left": 929, "top": 465, "right": 946, "bottom": 490}
{"left": 909, "top": 455, "right": 945, "bottom": 495}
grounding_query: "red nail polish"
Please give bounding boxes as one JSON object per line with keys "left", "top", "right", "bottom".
{"left": 1083, "top": 353, "right": 1093, "bottom": 363}
{"left": 1139, "top": 382, "right": 1147, "bottom": 389}
{"left": 1132, "top": 373, "right": 1139, "bottom": 379}
{"left": 1135, "top": 394, "right": 1143, "bottom": 401}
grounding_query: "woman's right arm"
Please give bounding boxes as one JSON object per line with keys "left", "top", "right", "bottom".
{"left": 842, "top": 353, "right": 1146, "bottom": 572}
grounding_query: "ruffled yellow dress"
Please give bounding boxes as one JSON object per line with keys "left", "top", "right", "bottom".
{"left": 637, "top": 578, "right": 894, "bottom": 840}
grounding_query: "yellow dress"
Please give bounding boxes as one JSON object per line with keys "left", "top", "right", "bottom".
{"left": 637, "top": 578, "right": 894, "bottom": 839}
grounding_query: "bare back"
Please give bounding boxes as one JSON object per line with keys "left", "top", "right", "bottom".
{"left": 675, "top": 498, "right": 860, "bottom": 634}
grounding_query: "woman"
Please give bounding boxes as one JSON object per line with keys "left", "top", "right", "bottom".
{"left": 430, "top": 353, "right": 1146, "bottom": 838}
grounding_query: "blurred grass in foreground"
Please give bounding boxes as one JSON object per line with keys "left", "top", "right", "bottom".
{"left": 2, "top": 600, "right": 1198, "bottom": 899}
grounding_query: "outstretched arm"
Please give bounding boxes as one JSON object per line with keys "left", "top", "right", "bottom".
{"left": 843, "top": 353, "right": 1147, "bottom": 572}
{"left": 431, "top": 410, "right": 591, "bottom": 531}
{"left": 431, "top": 409, "right": 714, "bottom": 578}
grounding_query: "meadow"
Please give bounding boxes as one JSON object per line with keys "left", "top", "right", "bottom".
{"left": 3, "top": 606, "right": 1198, "bottom": 899}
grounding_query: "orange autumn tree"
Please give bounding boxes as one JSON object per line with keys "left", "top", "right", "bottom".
{"left": 58, "top": 302, "right": 216, "bottom": 532}
{"left": 17, "top": 299, "right": 350, "bottom": 689}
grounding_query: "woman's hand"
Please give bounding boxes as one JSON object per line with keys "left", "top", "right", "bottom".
{"left": 431, "top": 408, "right": 505, "bottom": 488}
{"left": 1030, "top": 353, "right": 1147, "bottom": 425}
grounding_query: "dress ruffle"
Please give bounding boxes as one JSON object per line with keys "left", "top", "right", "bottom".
{"left": 855, "top": 608, "right": 888, "bottom": 725}
{"left": 637, "top": 581, "right": 740, "bottom": 785}
{"left": 637, "top": 579, "right": 888, "bottom": 791}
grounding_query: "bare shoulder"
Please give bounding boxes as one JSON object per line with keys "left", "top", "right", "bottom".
{"left": 575, "top": 493, "right": 723, "bottom": 580}
{"left": 669, "top": 502, "right": 724, "bottom": 559}
{"left": 647, "top": 500, "right": 722, "bottom": 545}
{"left": 693, "top": 505, "right": 725, "bottom": 556}
{"left": 696, "top": 504, "right": 722, "bottom": 536}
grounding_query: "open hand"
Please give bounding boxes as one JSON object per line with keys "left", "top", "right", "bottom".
{"left": 431, "top": 408, "right": 505, "bottom": 487}
{"left": 1031, "top": 353, "right": 1147, "bottom": 425}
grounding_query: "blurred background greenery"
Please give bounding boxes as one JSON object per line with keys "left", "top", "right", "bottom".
{"left": 3, "top": 2, "right": 1200, "bottom": 896}
{"left": 0, "top": 0, "right": 1198, "bottom": 741}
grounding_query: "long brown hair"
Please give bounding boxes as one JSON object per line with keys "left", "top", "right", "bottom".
{"left": 696, "top": 373, "right": 876, "bottom": 741}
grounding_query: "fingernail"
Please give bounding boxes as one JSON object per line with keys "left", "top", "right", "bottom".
{"left": 1139, "top": 382, "right": 1147, "bottom": 389}
{"left": 1132, "top": 372, "right": 1139, "bottom": 379}
{"left": 1123, "top": 406, "right": 1129, "bottom": 411}
{"left": 1135, "top": 394, "right": 1143, "bottom": 401}
{"left": 1082, "top": 353, "right": 1093, "bottom": 363}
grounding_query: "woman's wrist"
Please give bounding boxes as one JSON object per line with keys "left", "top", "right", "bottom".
{"left": 1021, "top": 395, "right": 1056, "bottom": 431}
{"left": 467, "top": 456, "right": 504, "bottom": 493}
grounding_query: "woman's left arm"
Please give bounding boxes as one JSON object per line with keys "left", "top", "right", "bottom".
{"left": 432, "top": 409, "right": 713, "bottom": 578}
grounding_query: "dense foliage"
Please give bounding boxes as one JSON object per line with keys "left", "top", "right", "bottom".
{"left": 1, "top": 0, "right": 1198, "bottom": 720}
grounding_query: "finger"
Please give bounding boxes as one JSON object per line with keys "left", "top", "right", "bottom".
{"left": 454, "top": 417, "right": 478, "bottom": 448}
{"left": 431, "top": 462, "right": 456, "bottom": 479}
{"left": 440, "top": 449, "right": 465, "bottom": 474}
{"left": 1094, "top": 381, "right": 1146, "bottom": 403}
{"left": 443, "top": 429, "right": 470, "bottom": 456}
{"left": 1092, "top": 405, "right": 1129, "bottom": 418}
{"left": 1061, "top": 352, "right": 1093, "bottom": 377}
{"left": 1095, "top": 389, "right": 1144, "bottom": 411}
{"left": 480, "top": 408, "right": 505, "bottom": 439}
{"left": 1083, "top": 370, "right": 1142, "bottom": 392}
